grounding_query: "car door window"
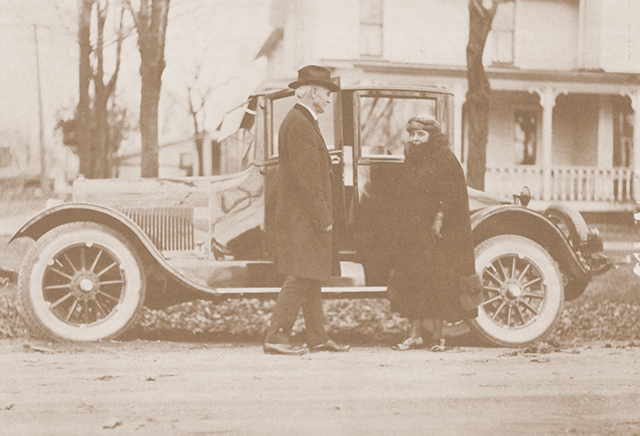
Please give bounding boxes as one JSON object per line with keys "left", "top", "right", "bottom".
{"left": 359, "top": 94, "right": 437, "bottom": 157}
{"left": 269, "top": 93, "right": 337, "bottom": 158}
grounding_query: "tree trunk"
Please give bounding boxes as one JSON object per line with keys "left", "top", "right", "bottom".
{"left": 465, "top": 0, "right": 499, "bottom": 191}
{"left": 139, "top": 76, "right": 161, "bottom": 177}
{"left": 133, "top": 0, "right": 170, "bottom": 178}
{"left": 195, "top": 136, "right": 204, "bottom": 176}
{"left": 190, "top": 110, "right": 203, "bottom": 176}
{"left": 93, "top": 2, "right": 109, "bottom": 179}
{"left": 77, "top": 0, "right": 93, "bottom": 178}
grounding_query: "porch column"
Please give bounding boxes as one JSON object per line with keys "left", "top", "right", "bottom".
{"left": 630, "top": 91, "right": 640, "bottom": 202}
{"left": 535, "top": 88, "right": 560, "bottom": 201}
{"left": 451, "top": 83, "right": 466, "bottom": 166}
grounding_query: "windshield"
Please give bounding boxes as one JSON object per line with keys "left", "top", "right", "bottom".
{"left": 216, "top": 98, "right": 257, "bottom": 174}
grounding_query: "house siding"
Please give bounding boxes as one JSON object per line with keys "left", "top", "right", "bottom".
{"left": 258, "top": 0, "right": 640, "bottom": 208}
{"left": 515, "top": 0, "right": 580, "bottom": 71}
{"left": 385, "top": 0, "right": 468, "bottom": 65}
{"left": 552, "top": 95, "right": 599, "bottom": 167}
{"left": 600, "top": 0, "right": 640, "bottom": 73}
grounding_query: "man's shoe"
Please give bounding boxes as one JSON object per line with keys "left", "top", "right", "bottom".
{"left": 309, "top": 339, "right": 350, "bottom": 353}
{"left": 263, "top": 342, "right": 308, "bottom": 356}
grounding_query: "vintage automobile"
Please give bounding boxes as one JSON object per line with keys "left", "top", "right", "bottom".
{"left": 11, "top": 85, "right": 607, "bottom": 346}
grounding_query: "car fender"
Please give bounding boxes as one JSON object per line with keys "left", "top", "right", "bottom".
{"left": 10, "top": 203, "right": 219, "bottom": 298}
{"left": 470, "top": 205, "right": 590, "bottom": 300}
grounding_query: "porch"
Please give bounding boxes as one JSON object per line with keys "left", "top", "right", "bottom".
{"left": 485, "top": 165, "right": 636, "bottom": 212}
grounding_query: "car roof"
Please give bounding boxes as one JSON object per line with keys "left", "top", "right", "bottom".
{"left": 250, "top": 84, "right": 454, "bottom": 99}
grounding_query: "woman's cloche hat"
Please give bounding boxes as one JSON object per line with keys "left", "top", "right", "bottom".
{"left": 406, "top": 114, "right": 442, "bottom": 133}
{"left": 289, "top": 65, "right": 340, "bottom": 92}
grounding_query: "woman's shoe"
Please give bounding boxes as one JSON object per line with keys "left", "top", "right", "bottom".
{"left": 430, "top": 337, "right": 446, "bottom": 352}
{"left": 391, "top": 337, "right": 423, "bottom": 351}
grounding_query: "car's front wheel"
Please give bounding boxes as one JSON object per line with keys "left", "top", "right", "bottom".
{"left": 468, "top": 235, "right": 564, "bottom": 347}
{"left": 17, "top": 222, "right": 146, "bottom": 342}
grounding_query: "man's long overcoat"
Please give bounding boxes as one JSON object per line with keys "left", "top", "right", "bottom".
{"left": 275, "top": 104, "right": 334, "bottom": 281}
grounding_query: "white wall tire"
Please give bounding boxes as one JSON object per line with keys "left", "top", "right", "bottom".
{"left": 468, "top": 235, "right": 564, "bottom": 347}
{"left": 17, "top": 222, "right": 146, "bottom": 342}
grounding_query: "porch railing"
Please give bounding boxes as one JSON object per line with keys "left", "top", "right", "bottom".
{"left": 486, "top": 166, "right": 634, "bottom": 203}
{"left": 485, "top": 166, "right": 544, "bottom": 200}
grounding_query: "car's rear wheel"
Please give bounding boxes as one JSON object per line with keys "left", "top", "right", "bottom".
{"left": 468, "top": 235, "right": 564, "bottom": 347}
{"left": 17, "top": 222, "right": 146, "bottom": 342}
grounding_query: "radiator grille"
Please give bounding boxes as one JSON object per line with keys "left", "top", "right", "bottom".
{"left": 118, "top": 206, "right": 195, "bottom": 251}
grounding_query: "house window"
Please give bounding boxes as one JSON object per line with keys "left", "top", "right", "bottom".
{"left": 513, "top": 108, "right": 537, "bottom": 165}
{"left": 179, "top": 153, "right": 193, "bottom": 176}
{"left": 461, "top": 103, "right": 468, "bottom": 165}
{"left": 613, "top": 97, "right": 633, "bottom": 167}
{"left": 489, "top": 1, "right": 514, "bottom": 65}
{"left": 359, "top": 0, "right": 383, "bottom": 57}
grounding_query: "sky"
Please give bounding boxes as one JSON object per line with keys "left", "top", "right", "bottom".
{"left": 0, "top": 0, "right": 272, "bottom": 177}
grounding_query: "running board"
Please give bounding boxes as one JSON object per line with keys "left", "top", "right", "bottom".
{"left": 214, "top": 286, "right": 388, "bottom": 299}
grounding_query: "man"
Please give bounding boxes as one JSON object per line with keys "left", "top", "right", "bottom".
{"left": 263, "top": 65, "right": 350, "bottom": 355}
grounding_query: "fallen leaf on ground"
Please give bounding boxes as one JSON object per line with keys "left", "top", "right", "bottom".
{"left": 23, "top": 344, "right": 55, "bottom": 353}
{"left": 96, "top": 375, "right": 117, "bottom": 381}
{"left": 530, "top": 358, "right": 550, "bottom": 363}
{"left": 102, "top": 419, "right": 123, "bottom": 429}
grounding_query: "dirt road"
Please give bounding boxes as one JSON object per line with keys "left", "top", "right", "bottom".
{"left": 1, "top": 340, "right": 639, "bottom": 435}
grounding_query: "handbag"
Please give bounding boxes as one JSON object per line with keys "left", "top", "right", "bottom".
{"left": 459, "top": 273, "right": 484, "bottom": 311}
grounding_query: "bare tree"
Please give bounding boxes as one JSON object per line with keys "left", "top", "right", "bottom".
{"left": 126, "top": 0, "right": 170, "bottom": 178}
{"left": 62, "top": 0, "right": 127, "bottom": 179}
{"left": 92, "top": 1, "right": 125, "bottom": 177}
{"left": 76, "top": 0, "right": 93, "bottom": 177}
{"left": 465, "top": 0, "right": 511, "bottom": 191}
{"left": 184, "top": 64, "right": 215, "bottom": 176}
{"left": 178, "top": 64, "right": 234, "bottom": 176}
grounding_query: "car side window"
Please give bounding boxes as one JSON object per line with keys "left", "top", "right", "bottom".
{"left": 359, "top": 95, "right": 437, "bottom": 157}
{"left": 269, "top": 93, "right": 337, "bottom": 159}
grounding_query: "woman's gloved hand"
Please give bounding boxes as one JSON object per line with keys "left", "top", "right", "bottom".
{"left": 431, "top": 211, "right": 444, "bottom": 241}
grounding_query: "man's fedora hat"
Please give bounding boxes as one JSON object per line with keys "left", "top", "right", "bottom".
{"left": 289, "top": 65, "right": 340, "bottom": 92}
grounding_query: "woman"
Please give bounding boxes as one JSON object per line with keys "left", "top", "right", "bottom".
{"left": 388, "top": 114, "right": 480, "bottom": 351}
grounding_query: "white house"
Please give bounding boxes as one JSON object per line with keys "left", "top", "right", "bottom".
{"left": 256, "top": 0, "right": 640, "bottom": 211}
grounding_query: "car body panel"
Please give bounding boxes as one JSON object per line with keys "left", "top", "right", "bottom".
{"left": 12, "top": 85, "right": 602, "bottom": 303}
{"left": 10, "top": 203, "right": 223, "bottom": 300}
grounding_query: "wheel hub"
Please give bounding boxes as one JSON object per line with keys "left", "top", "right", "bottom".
{"left": 71, "top": 272, "right": 100, "bottom": 300}
{"left": 34, "top": 235, "right": 137, "bottom": 337}
{"left": 79, "top": 278, "right": 94, "bottom": 292}
{"left": 480, "top": 253, "right": 547, "bottom": 330}
{"left": 504, "top": 282, "right": 523, "bottom": 301}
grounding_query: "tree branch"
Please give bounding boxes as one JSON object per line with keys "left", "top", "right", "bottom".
{"left": 106, "top": 6, "right": 125, "bottom": 95}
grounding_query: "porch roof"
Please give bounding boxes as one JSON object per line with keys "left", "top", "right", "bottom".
{"left": 325, "top": 59, "right": 640, "bottom": 95}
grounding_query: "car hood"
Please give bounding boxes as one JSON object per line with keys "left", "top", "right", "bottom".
{"left": 467, "top": 187, "right": 511, "bottom": 211}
